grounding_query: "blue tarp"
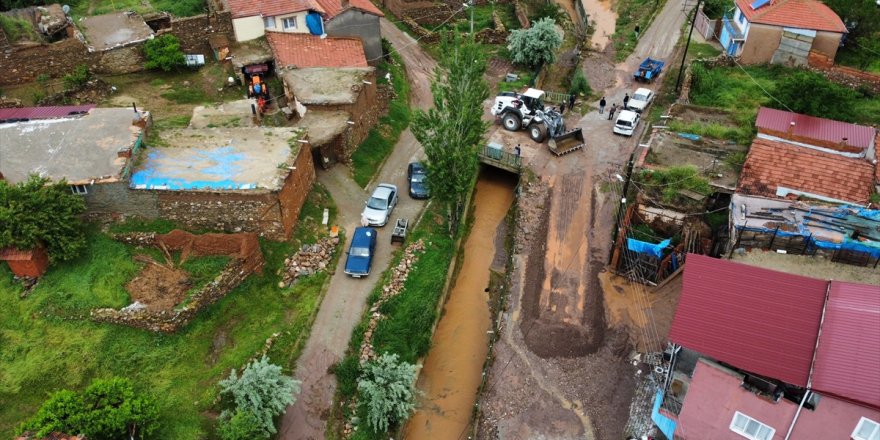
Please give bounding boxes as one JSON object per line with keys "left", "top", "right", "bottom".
{"left": 306, "top": 13, "right": 323, "bottom": 35}
{"left": 652, "top": 390, "right": 677, "bottom": 439}
{"left": 627, "top": 238, "right": 671, "bottom": 259}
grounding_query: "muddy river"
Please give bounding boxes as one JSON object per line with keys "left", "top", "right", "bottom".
{"left": 580, "top": 0, "right": 617, "bottom": 51}
{"left": 404, "top": 169, "right": 517, "bottom": 439}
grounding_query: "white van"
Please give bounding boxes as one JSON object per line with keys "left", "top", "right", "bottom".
{"left": 613, "top": 110, "right": 640, "bottom": 136}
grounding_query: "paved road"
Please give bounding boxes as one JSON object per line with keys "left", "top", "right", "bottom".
{"left": 277, "top": 18, "right": 436, "bottom": 440}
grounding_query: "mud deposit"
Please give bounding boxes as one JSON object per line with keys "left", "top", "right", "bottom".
{"left": 404, "top": 169, "right": 517, "bottom": 440}
{"left": 127, "top": 259, "right": 191, "bottom": 311}
{"left": 582, "top": 0, "right": 617, "bottom": 50}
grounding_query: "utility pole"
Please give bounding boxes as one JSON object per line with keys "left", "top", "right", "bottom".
{"left": 675, "top": 0, "right": 702, "bottom": 92}
{"left": 469, "top": 0, "right": 475, "bottom": 34}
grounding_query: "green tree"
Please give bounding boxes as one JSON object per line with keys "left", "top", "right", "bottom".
{"left": 0, "top": 175, "right": 86, "bottom": 262}
{"left": 357, "top": 353, "right": 418, "bottom": 433}
{"left": 411, "top": 35, "right": 489, "bottom": 230}
{"left": 506, "top": 17, "right": 562, "bottom": 68}
{"left": 701, "top": 0, "right": 732, "bottom": 20}
{"left": 143, "top": 34, "right": 186, "bottom": 72}
{"left": 770, "top": 70, "right": 858, "bottom": 122}
{"left": 216, "top": 410, "right": 265, "bottom": 440}
{"left": 218, "top": 356, "right": 300, "bottom": 437}
{"left": 822, "top": 0, "right": 880, "bottom": 43}
{"left": 18, "top": 377, "right": 160, "bottom": 440}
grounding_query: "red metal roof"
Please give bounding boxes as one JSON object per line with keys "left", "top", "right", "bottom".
{"left": 755, "top": 107, "right": 877, "bottom": 152}
{"left": 0, "top": 105, "right": 95, "bottom": 122}
{"left": 669, "top": 254, "right": 827, "bottom": 386}
{"left": 0, "top": 247, "right": 36, "bottom": 261}
{"left": 738, "top": 138, "right": 876, "bottom": 204}
{"left": 735, "top": 0, "right": 846, "bottom": 33}
{"left": 811, "top": 281, "right": 880, "bottom": 409}
{"left": 227, "top": 0, "right": 324, "bottom": 19}
{"left": 314, "top": 0, "right": 384, "bottom": 18}
{"left": 267, "top": 32, "right": 367, "bottom": 68}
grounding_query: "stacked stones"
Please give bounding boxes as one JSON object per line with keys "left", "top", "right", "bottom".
{"left": 278, "top": 236, "right": 340, "bottom": 287}
{"left": 358, "top": 239, "right": 426, "bottom": 364}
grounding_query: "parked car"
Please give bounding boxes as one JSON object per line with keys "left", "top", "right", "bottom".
{"left": 627, "top": 88, "right": 654, "bottom": 113}
{"left": 344, "top": 227, "right": 377, "bottom": 278}
{"left": 613, "top": 110, "right": 640, "bottom": 137}
{"left": 361, "top": 183, "right": 398, "bottom": 226}
{"left": 407, "top": 162, "right": 429, "bottom": 199}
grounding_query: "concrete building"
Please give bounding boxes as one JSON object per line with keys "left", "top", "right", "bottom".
{"left": 0, "top": 107, "right": 149, "bottom": 202}
{"left": 228, "top": 0, "right": 383, "bottom": 61}
{"left": 654, "top": 254, "right": 880, "bottom": 440}
{"left": 719, "top": 0, "right": 846, "bottom": 66}
{"left": 128, "top": 127, "right": 316, "bottom": 240}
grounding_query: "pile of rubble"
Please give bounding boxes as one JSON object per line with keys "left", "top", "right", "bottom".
{"left": 278, "top": 236, "right": 340, "bottom": 287}
{"left": 358, "top": 239, "right": 425, "bottom": 364}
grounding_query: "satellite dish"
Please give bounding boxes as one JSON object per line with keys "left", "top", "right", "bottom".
{"left": 62, "top": 4, "right": 70, "bottom": 14}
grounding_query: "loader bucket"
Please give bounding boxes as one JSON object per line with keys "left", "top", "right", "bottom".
{"left": 548, "top": 128, "right": 585, "bottom": 156}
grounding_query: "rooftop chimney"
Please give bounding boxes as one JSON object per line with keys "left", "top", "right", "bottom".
{"left": 787, "top": 121, "right": 795, "bottom": 138}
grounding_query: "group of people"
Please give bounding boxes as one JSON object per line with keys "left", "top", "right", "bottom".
{"left": 556, "top": 93, "right": 577, "bottom": 115}
{"left": 597, "top": 93, "right": 630, "bottom": 121}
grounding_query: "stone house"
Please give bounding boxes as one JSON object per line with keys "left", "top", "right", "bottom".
{"left": 719, "top": 0, "right": 847, "bottom": 66}
{"left": 227, "top": 0, "right": 383, "bottom": 61}
{"left": 654, "top": 255, "right": 880, "bottom": 440}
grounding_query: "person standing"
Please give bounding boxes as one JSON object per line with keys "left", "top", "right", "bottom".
{"left": 635, "top": 25, "right": 640, "bottom": 39}
{"left": 569, "top": 93, "right": 576, "bottom": 111}
{"left": 560, "top": 101, "right": 566, "bottom": 114}
{"left": 599, "top": 96, "right": 606, "bottom": 114}
{"left": 608, "top": 103, "right": 617, "bottom": 121}
{"left": 623, "top": 93, "right": 630, "bottom": 110}
{"left": 514, "top": 144, "right": 521, "bottom": 156}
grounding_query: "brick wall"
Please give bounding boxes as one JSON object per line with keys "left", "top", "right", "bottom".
{"left": 277, "top": 142, "right": 316, "bottom": 236}
{"left": 309, "top": 70, "right": 379, "bottom": 162}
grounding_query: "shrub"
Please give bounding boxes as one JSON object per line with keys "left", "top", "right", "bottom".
{"left": 218, "top": 356, "right": 300, "bottom": 437}
{"left": 357, "top": 353, "right": 418, "bottom": 433}
{"left": 144, "top": 34, "right": 186, "bottom": 72}
{"left": 216, "top": 410, "right": 265, "bottom": 440}
{"left": 17, "top": 377, "right": 159, "bottom": 440}
{"left": 62, "top": 65, "right": 91, "bottom": 91}
{"left": 0, "top": 175, "right": 86, "bottom": 262}
{"left": 770, "top": 70, "right": 859, "bottom": 123}
{"left": 569, "top": 68, "right": 591, "bottom": 97}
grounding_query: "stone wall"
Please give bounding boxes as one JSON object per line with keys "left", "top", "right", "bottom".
{"left": 165, "top": 12, "right": 234, "bottom": 57}
{"left": 310, "top": 71, "right": 379, "bottom": 162}
{"left": 91, "top": 230, "right": 263, "bottom": 333}
{"left": 0, "top": 11, "right": 234, "bottom": 86}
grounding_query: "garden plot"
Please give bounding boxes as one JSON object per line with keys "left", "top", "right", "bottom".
{"left": 645, "top": 129, "right": 747, "bottom": 191}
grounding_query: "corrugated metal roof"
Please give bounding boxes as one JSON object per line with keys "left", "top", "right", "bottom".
{"left": 0, "top": 247, "right": 35, "bottom": 261}
{"left": 755, "top": 107, "right": 877, "bottom": 152}
{"left": 0, "top": 105, "right": 96, "bottom": 123}
{"left": 669, "top": 254, "right": 827, "bottom": 386}
{"left": 812, "top": 281, "right": 880, "bottom": 409}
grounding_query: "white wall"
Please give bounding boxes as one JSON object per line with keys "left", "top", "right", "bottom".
{"left": 233, "top": 16, "right": 266, "bottom": 41}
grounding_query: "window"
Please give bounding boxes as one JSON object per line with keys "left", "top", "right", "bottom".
{"left": 282, "top": 17, "right": 297, "bottom": 30}
{"left": 263, "top": 16, "right": 276, "bottom": 29}
{"left": 737, "top": 10, "right": 745, "bottom": 25}
{"left": 70, "top": 184, "right": 88, "bottom": 195}
{"left": 729, "top": 412, "right": 775, "bottom": 440}
{"left": 853, "top": 417, "right": 880, "bottom": 440}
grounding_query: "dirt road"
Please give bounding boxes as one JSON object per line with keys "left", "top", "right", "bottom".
{"left": 277, "top": 18, "right": 436, "bottom": 440}
{"left": 477, "top": 0, "right": 689, "bottom": 438}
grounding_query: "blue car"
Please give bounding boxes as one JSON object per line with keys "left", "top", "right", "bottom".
{"left": 344, "top": 227, "right": 377, "bottom": 278}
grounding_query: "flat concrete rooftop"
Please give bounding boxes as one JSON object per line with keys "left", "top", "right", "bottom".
{"left": 281, "top": 67, "right": 373, "bottom": 105}
{"left": 295, "top": 110, "right": 349, "bottom": 145}
{"left": 130, "top": 127, "right": 304, "bottom": 191}
{"left": 79, "top": 12, "right": 154, "bottom": 51}
{"left": 0, "top": 108, "right": 143, "bottom": 184}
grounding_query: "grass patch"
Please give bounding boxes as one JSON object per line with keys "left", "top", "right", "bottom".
{"left": 689, "top": 62, "right": 880, "bottom": 127}
{"left": 688, "top": 42, "right": 721, "bottom": 59}
{"left": 612, "top": 0, "right": 667, "bottom": 62}
{"left": 161, "top": 87, "right": 210, "bottom": 104}
{"left": 434, "top": 3, "right": 519, "bottom": 34}
{"left": 0, "top": 184, "right": 339, "bottom": 439}
{"left": 332, "top": 201, "right": 456, "bottom": 439}
{"left": 349, "top": 44, "right": 411, "bottom": 188}
{"left": 666, "top": 120, "right": 752, "bottom": 144}
{"left": 145, "top": 115, "right": 192, "bottom": 147}
{"left": 0, "top": 14, "right": 39, "bottom": 43}
{"left": 636, "top": 165, "right": 711, "bottom": 208}
{"left": 71, "top": 0, "right": 205, "bottom": 16}
{"left": 497, "top": 71, "right": 532, "bottom": 93}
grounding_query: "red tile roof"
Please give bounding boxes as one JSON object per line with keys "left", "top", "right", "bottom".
{"left": 0, "top": 247, "right": 36, "bottom": 261}
{"left": 314, "top": 0, "right": 384, "bottom": 18}
{"left": 738, "top": 138, "right": 875, "bottom": 204}
{"left": 267, "top": 32, "right": 367, "bottom": 68}
{"left": 755, "top": 107, "right": 877, "bottom": 153}
{"left": 228, "top": 0, "right": 324, "bottom": 19}
{"left": 0, "top": 105, "right": 95, "bottom": 122}
{"left": 669, "top": 254, "right": 827, "bottom": 386}
{"left": 735, "top": 0, "right": 846, "bottom": 33}
{"left": 812, "top": 281, "right": 880, "bottom": 409}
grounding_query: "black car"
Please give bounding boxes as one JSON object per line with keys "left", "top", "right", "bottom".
{"left": 407, "top": 162, "right": 429, "bottom": 199}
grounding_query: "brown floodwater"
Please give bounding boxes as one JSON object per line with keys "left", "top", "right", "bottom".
{"left": 581, "top": 0, "right": 618, "bottom": 51}
{"left": 404, "top": 169, "right": 517, "bottom": 439}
